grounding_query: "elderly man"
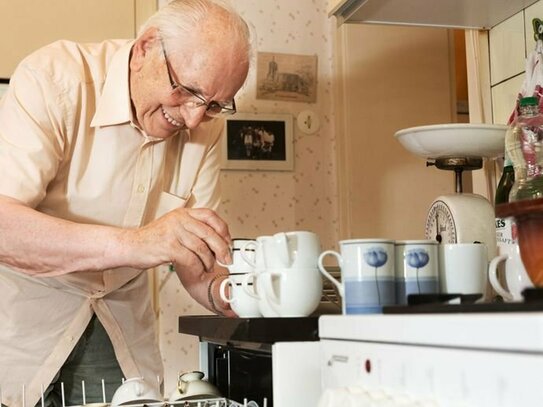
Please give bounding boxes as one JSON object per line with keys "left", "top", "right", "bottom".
{"left": 0, "top": 0, "right": 252, "bottom": 405}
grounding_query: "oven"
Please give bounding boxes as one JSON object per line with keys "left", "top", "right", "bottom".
{"left": 205, "top": 342, "right": 272, "bottom": 403}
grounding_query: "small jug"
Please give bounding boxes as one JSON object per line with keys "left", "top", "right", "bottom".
{"left": 169, "top": 371, "right": 221, "bottom": 401}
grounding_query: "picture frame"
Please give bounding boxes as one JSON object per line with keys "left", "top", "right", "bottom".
{"left": 0, "top": 78, "right": 9, "bottom": 99}
{"left": 221, "top": 113, "right": 294, "bottom": 171}
{"left": 256, "top": 52, "right": 318, "bottom": 103}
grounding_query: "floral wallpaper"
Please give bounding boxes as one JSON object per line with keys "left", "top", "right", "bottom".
{"left": 156, "top": 0, "right": 339, "bottom": 395}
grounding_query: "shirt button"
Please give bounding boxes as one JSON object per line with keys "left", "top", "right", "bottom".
{"left": 137, "top": 184, "right": 145, "bottom": 193}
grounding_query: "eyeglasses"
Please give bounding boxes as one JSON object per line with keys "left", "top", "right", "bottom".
{"left": 160, "top": 41, "right": 237, "bottom": 118}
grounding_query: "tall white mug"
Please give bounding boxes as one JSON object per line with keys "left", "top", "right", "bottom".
{"left": 488, "top": 243, "right": 533, "bottom": 302}
{"left": 439, "top": 243, "right": 488, "bottom": 295}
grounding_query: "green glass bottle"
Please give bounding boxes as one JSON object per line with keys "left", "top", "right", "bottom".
{"left": 494, "top": 153, "right": 516, "bottom": 301}
{"left": 495, "top": 155, "right": 515, "bottom": 206}
{"left": 495, "top": 153, "right": 516, "bottom": 248}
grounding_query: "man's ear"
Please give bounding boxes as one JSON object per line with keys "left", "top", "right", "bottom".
{"left": 130, "top": 27, "right": 159, "bottom": 71}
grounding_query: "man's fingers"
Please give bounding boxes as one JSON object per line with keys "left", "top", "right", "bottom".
{"left": 180, "top": 209, "right": 232, "bottom": 265}
{"left": 185, "top": 208, "right": 232, "bottom": 243}
{"left": 175, "top": 230, "right": 216, "bottom": 272}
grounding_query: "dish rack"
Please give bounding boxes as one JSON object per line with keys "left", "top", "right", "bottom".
{"left": 13, "top": 398, "right": 262, "bottom": 407}
{"left": 107, "top": 400, "right": 260, "bottom": 407}
{"left": 0, "top": 384, "right": 265, "bottom": 407}
{"left": 320, "top": 266, "right": 341, "bottom": 309}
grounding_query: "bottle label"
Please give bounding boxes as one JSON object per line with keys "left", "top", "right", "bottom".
{"left": 495, "top": 217, "right": 517, "bottom": 246}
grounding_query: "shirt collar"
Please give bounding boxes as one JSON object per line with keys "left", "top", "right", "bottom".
{"left": 91, "top": 40, "right": 135, "bottom": 128}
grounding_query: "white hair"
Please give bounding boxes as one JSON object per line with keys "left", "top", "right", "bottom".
{"left": 138, "top": 0, "right": 254, "bottom": 65}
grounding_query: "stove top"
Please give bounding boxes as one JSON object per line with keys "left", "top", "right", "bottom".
{"left": 383, "top": 288, "right": 543, "bottom": 314}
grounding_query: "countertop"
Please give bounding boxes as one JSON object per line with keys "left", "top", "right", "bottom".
{"left": 178, "top": 315, "right": 320, "bottom": 345}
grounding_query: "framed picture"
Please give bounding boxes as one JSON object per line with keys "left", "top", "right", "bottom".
{"left": 0, "top": 78, "right": 9, "bottom": 99}
{"left": 221, "top": 113, "right": 293, "bottom": 171}
{"left": 256, "top": 52, "right": 318, "bottom": 103}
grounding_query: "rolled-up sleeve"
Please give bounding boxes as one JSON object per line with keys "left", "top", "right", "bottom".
{"left": 0, "top": 63, "right": 66, "bottom": 207}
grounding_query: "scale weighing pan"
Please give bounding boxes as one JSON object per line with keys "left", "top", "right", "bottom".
{"left": 394, "top": 123, "right": 507, "bottom": 159}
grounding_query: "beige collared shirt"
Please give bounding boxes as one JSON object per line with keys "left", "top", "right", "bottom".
{"left": 0, "top": 39, "right": 223, "bottom": 406}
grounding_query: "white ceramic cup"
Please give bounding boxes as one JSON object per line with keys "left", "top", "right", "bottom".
{"left": 241, "top": 236, "right": 280, "bottom": 317}
{"left": 262, "top": 231, "right": 321, "bottom": 269}
{"left": 110, "top": 377, "right": 162, "bottom": 407}
{"left": 394, "top": 240, "right": 439, "bottom": 305}
{"left": 438, "top": 243, "right": 488, "bottom": 295}
{"left": 259, "top": 267, "right": 323, "bottom": 317}
{"left": 219, "top": 273, "right": 261, "bottom": 318}
{"left": 240, "top": 236, "right": 269, "bottom": 269}
{"left": 169, "top": 371, "right": 221, "bottom": 401}
{"left": 488, "top": 243, "right": 533, "bottom": 302}
{"left": 318, "top": 239, "right": 396, "bottom": 314}
{"left": 217, "top": 238, "right": 256, "bottom": 273}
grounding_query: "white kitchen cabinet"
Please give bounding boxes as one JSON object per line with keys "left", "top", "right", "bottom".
{"left": 329, "top": 0, "right": 539, "bottom": 29}
{"left": 0, "top": 0, "right": 156, "bottom": 77}
{"left": 491, "top": 74, "right": 525, "bottom": 124}
{"left": 489, "top": 12, "right": 526, "bottom": 86}
{"left": 525, "top": 1, "right": 543, "bottom": 51}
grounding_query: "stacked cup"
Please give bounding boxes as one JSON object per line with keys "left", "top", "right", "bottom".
{"left": 218, "top": 238, "right": 261, "bottom": 318}
{"left": 240, "top": 235, "right": 279, "bottom": 317}
{"left": 241, "top": 231, "right": 323, "bottom": 317}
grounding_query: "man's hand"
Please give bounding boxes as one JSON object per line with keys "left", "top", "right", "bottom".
{"left": 121, "top": 207, "right": 233, "bottom": 280}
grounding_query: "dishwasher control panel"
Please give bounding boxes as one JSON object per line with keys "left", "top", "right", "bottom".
{"left": 320, "top": 339, "right": 543, "bottom": 406}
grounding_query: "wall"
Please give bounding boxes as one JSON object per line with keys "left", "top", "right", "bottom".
{"left": 0, "top": 0, "right": 157, "bottom": 77}
{"left": 332, "top": 23, "right": 457, "bottom": 241}
{"left": 156, "top": 0, "right": 339, "bottom": 395}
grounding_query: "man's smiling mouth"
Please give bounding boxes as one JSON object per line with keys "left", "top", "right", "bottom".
{"left": 162, "top": 107, "right": 182, "bottom": 127}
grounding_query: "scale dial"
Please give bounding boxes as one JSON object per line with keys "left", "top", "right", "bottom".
{"left": 425, "top": 200, "right": 457, "bottom": 243}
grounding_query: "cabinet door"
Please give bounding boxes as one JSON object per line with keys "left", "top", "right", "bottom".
{"left": 334, "top": 24, "right": 455, "bottom": 240}
{"left": 0, "top": 0, "right": 156, "bottom": 77}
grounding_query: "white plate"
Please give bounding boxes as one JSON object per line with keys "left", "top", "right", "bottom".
{"left": 394, "top": 123, "right": 507, "bottom": 159}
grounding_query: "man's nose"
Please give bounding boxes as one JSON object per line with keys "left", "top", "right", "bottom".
{"left": 181, "top": 105, "right": 208, "bottom": 129}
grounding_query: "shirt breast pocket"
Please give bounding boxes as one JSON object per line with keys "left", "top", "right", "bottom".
{"left": 153, "top": 191, "right": 189, "bottom": 219}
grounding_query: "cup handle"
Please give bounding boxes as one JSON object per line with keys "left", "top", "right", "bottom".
{"left": 273, "top": 232, "right": 291, "bottom": 267}
{"left": 261, "top": 271, "right": 283, "bottom": 305}
{"left": 219, "top": 278, "right": 235, "bottom": 304}
{"left": 216, "top": 243, "right": 235, "bottom": 268}
{"left": 242, "top": 272, "right": 260, "bottom": 299}
{"left": 240, "top": 241, "right": 258, "bottom": 268}
{"left": 318, "top": 250, "right": 344, "bottom": 297}
{"left": 488, "top": 254, "right": 514, "bottom": 301}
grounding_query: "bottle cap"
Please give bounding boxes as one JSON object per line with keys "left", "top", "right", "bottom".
{"left": 519, "top": 96, "right": 539, "bottom": 106}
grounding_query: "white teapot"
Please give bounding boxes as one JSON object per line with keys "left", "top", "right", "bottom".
{"left": 169, "top": 371, "right": 221, "bottom": 401}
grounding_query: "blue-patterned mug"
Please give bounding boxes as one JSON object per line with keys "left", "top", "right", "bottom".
{"left": 318, "top": 239, "right": 395, "bottom": 314}
{"left": 394, "top": 240, "right": 439, "bottom": 305}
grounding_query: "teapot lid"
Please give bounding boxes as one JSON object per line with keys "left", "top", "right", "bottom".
{"left": 179, "top": 370, "right": 205, "bottom": 383}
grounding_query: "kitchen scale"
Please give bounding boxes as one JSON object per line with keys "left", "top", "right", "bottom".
{"left": 394, "top": 123, "right": 508, "bottom": 260}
